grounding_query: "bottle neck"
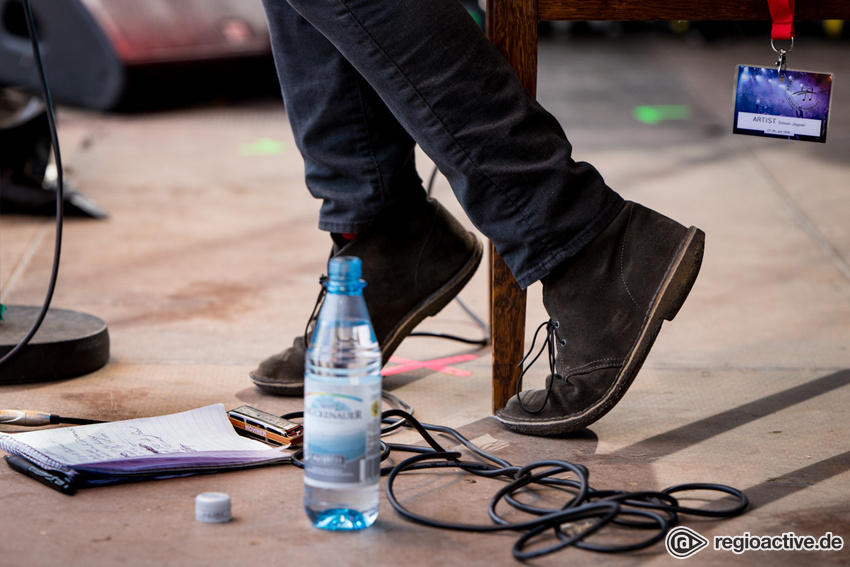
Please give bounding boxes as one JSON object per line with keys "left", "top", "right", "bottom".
{"left": 324, "top": 278, "right": 366, "bottom": 296}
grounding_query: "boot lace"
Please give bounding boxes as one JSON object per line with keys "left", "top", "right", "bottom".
{"left": 302, "top": 275, "right": 329, "bottom": 345}
{"left": 515, "top": 318, "right": 565, "bottom": 414}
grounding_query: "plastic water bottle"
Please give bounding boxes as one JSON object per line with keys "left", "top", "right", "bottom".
{"left": 303, "top": 256, "right": 382, "bottom": 530}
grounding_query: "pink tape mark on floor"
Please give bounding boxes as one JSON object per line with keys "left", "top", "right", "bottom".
{"left": 381, "top": 354, "right": 478, "bottom": 377}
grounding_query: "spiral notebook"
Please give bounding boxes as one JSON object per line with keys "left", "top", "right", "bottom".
{"left": 0, "top": 404, "right": 291, "bottom": 492}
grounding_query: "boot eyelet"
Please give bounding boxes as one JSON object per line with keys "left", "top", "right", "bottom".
{"left": 552, "top": 320, "right": 560, "bottom": 329}
{"left": 559, "top": 339, "right": 566, "bottom": 347}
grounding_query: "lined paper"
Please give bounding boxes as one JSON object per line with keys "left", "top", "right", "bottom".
{"left": 0, "top": 404, "right": 285, "bottom": 473}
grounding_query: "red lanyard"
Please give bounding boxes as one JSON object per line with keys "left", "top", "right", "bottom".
{"left": 767, "top": 0, "right": 795, "bottom": 40}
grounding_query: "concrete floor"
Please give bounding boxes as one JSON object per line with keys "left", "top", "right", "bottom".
{"left": 1, "top": 31, "right": 849, "bottom": 566}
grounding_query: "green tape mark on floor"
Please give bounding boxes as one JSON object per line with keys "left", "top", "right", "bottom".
{"left": 239, "top": 138, "right": 287, "bottom": 156}
{"left": 633, "top": 105, "right": 691, "bottom": 125}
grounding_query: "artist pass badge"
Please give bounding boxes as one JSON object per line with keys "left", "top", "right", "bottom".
{"left": 733, "top": 65, "right": 833, "bottom": 143}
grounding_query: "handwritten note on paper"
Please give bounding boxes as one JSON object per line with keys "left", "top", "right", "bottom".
{"left": 0, "top": 404, "right": 275, "bottom": 469}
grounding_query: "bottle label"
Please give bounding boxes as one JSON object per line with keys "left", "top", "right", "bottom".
{"left": 303, "top": 378, "right": 381, "bottom": 488}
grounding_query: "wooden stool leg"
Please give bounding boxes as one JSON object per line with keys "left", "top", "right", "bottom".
{"left": 490, "top": 244, "right": 526, "bottom": 411}
{"left": 486, "top": 0, "right": 536, "bottom": 412}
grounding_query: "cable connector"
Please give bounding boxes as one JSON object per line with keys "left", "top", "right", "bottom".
{"left": 0, "top": 410, "right": 56, "bottom": 426}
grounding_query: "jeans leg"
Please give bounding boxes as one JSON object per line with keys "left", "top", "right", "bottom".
{"left": 277, "top": 0, "right": 624, "bottom": 288}
{"left": 262, "top": 0, "right": 425, "bottom": 234}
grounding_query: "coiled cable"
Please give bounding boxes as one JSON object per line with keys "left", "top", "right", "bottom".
{"left": 285, "top": 408, "right": 748, "bottom": 560}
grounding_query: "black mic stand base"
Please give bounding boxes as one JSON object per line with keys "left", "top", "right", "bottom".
{"left": 0, "top": 305, "right": 109, "bottom": 385}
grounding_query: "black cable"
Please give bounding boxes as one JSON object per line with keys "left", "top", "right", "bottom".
{"left": 291, "top": 408, "right": 749, "bottom": 560}
{"left": 511, "top": 501, "right": 624, "bottom": 560}
{"left": 54, "top": 416, "right": 104, "bottom": 425}
{"left": 0, "top": 0, "right": 64, "bottom": 369}
{"left": 409, "top": 165, "right": 489, "bottom": 347}
{"left": 425, "top": 165, "right": 440, "bottom": 196}
{"left": 662, "top": 482, "right": 750, "bottom": 517}
{"left": 408, "top": 328, "right": 489, "bottom": 346}
{"left": 408, "top": 292, "right": 489, "bottom": 346}
{"left": 588, "top": 490, "right": 680, "bottom": 528}
{"left": 383, "top": 412, "right": 747, "bottom": 559}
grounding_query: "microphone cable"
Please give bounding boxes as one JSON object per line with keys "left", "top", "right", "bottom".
{"left": 284, "top": 409, "right": 748, "bottom": 560}
{"left": 408, "top": 165, "right": 489, "bottom": 347}
{"left": 0, "top": 0, "right": 65, "bottom": 369}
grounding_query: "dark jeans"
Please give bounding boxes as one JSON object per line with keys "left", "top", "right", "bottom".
{"left": 261, "top": 0, "right": 623, "bottom": 288}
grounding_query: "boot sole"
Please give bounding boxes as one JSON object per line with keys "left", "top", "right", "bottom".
{"left": 250, "top": 235, "right": 484, "bottom": 396}
{"left": 496, "top": 226, "right": 705, "bottom": 436}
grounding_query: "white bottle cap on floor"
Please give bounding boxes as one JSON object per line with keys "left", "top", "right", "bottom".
{"left": 195, "top": 492, "right": 231, "bottom": 523}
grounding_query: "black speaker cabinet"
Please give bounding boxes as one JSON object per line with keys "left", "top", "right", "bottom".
{"left": 0, "top": 0, "right": 271, "bottom": 110}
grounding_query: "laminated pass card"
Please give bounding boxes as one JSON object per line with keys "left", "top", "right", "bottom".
{"left": 733, "top": 65, "right": 833, "bottom": 143}
{"left": 0, "top": 404, "right": 291, "bottom": 493}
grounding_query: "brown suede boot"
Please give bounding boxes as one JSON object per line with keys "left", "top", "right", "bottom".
{"left": 494, "top": 201, "right": 705, "bottom": 436}
{"left": 250, "top": 194, "right": 483, "bottom": 395}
